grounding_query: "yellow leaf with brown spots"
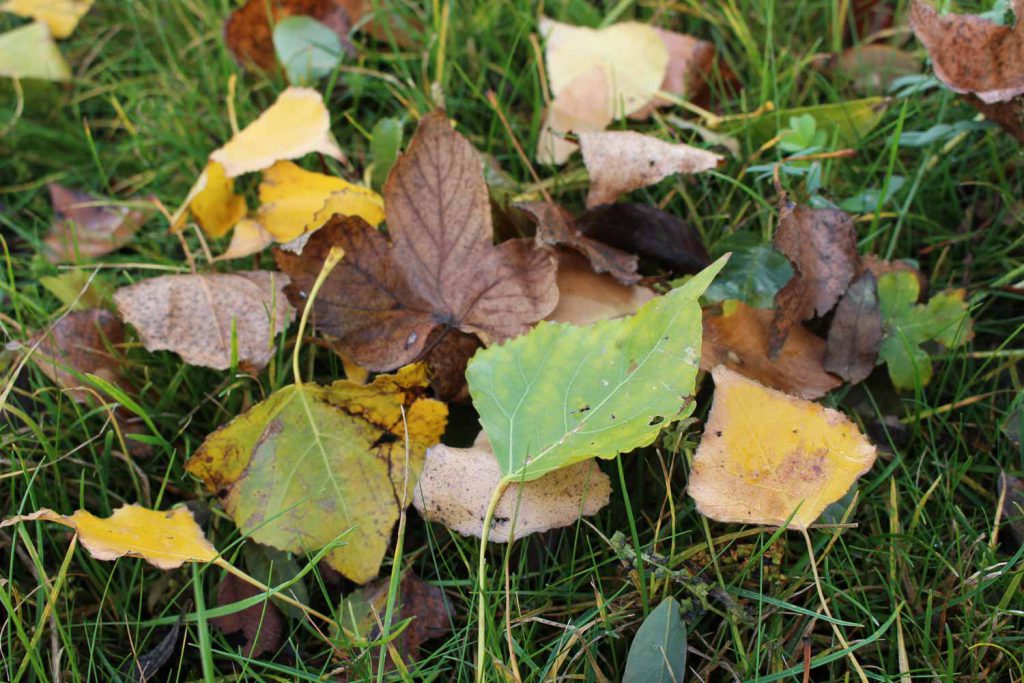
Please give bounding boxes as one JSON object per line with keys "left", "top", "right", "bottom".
{"left": 688, "top": 366, "right": 876, "bottom": 529}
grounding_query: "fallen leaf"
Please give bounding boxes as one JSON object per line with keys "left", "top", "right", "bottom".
{"left": 688, "top": 366, "right": 877, "bottom": 529}
{"left": 832, "top": 44, "right": 920, "bottom": 95}
{"left": 722, "top": 97, "right": 890, "bottom": 149}
{"left": 121, "top": 610, "right": 183, "bottom": 682}
{"left": 212, "top": 574, "right": 284, "bottom": 658}
{"left": 257, "top": 160, "right": 385, "bottom": 242}
{"left": 999, "top": 471, "right": 1024, "bottom": 546}
{"left": 770, "top": 201, "right": 859, "bottom": 355}
{"left": 44, "top": 183, "right": 150, "bottom": 261}
{"left": 339, "top": 572, "right": 452, "bottom": 665}
{"left": 224, "top": 0, "right": 350, "bottom": 71}
{"left": 335, "top": 0, "right": 420, "bottom": 47}
{"left": 910, "top": 0, "right": 1024, "bottom": 141}
{"left": 622, "top": 597, "right": 686, "bottom": 683}
{"left": 468, "top": 257, "right": 725, "bottom": 483}
{"left": 825, "top": 271, "right": 884, "bottom": 384}
{"left": 0, "top": 21, "right": 70, "bottom": 81}
{"left": 214, "top": 218, "right": 275, "bottom": 261}
{"left": 540, "top": 17, "right": 668, "bottom": 118}
{"left": 210, "top": 86, "right": 344, "bottom": 178}
{"left": 579, "top": 131, "right": 722, "bottom": 208}
{"left": 861, "top": 254, "right": 927, "bottom": 293}
{"left": 701, "top": 301, "right": 841, "bottom": 400}
{"left": 702, "top": 235, "right": 792, "bottom": 308}
{"left": 536, "top": 65, "right": 612, "bottom": 165}
{"left": 630, "top": 28, "right": 716, "bottom": 120}
{"left": 113, "top": 271, "right": 295, "bottom": 371}
{"left": 0, "top": 504, "right": 218, "bottom": 569}
{"left": 546, "top": 250, "right": 655, "bottom": 326}
{"left": 275, "top": 112, "right": 558, "bottom": 371}
{"left": 1, "top": 0, "right": 94, "bottom": 39}
{"left": 576, "top": 203, "right": 710, "bottom": 275}
{"left": 412, "top": 434, "right": 611, "bottom": 542}
{"left": 29, "top": 308, "right": 128, "bottom": 403}
{"left": 185, "top": 364, "right": 447, "bottom": 583}
{"left": 369, "top": 117, "right": 403, "bottom": 191}
{"left": 516, "top": 201, "right": 639, "bottom": 285}
{"left": 876, "top": 271, "right": 972, "bottom": 389}
{"left": 39, "top": 270, "right": 114, "bottom": 311}
{"left": 422, "top": 328, "right": 480, "bottom": 402}
{"left": 171, "top": 161, "right": 247, "bottom": 237}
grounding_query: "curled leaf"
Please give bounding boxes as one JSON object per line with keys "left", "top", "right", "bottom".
{"left": 171, "top": 161, "right": 246, "bottom": 237}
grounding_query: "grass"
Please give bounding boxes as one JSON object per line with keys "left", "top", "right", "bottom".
{"left": 2, "top": 0, "right": 1023, "bottom": 680}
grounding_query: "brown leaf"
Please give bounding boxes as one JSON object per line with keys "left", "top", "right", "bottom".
{"left": 831, "top": 44, "right": 920, "bottom": 95}
{"left": 629, "top": 28, "right": 716, "bottom": 120}
{"left": 423, "top": 328, "right": 480, "bottom": 402}
{"left": 212, "top": 574, "right": 284, "bottom": 658}
{"left": 910, "top": 0, "right": 1024, "bottom": 141}
{"left": 516, "top": 201, "right": 639, "bottom": 285}
{"left": 546, "top": 250, "right": 655, "bottom": 326}
{"left": 576, "top": 203, "right": 710, "bottom": 274}
{"left": 701, "top": 301, "right": 841, "bottom": 400}
{"left": 113, "top": 271, "right": 295, "bottom": 371}
{"left": 224, "top": 0, "right": 352, "bottom": 71}
{"left": 825, "top": 271, "right": 884, "bottom": 384}
{"left": 334, "top": 0, "right": 420, "bottom": 47}
{"left": 579, "top": 131, "right": 723, "bottom": 208}
{"left": 769, "top": 201, "right": 859, "bottom": 355}
{"left": 275, "top": 112, "right": 558, "bottom": 371}
{"left": 44, "top": 183, "right": 150, "bottom": 262}
{"left": 999, "top": 471, "right": 1024, "bottom": 547}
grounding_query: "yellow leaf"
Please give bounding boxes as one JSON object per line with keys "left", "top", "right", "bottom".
{"left": 688, "top": 366, "right": 876, "bottom": 529}
{"left": 214, "top": 218, "right": 275, "bottom": 261}
{"left": 171, "top": 161, "right": 247, "bottom": 237}
{"left": 539, "top": 17, "right": 668, "bottom": 119}
{"left": 1, "top": 0, "right": 94, "bottom": 39}
{"left": 258, "top": 161, "right": 385, "bottom": 242}
{"left": 0, "top": 504, "right": 217, "bottom": 569}
{"left": 210, "top": 87, "right": 344, "bottom": 178}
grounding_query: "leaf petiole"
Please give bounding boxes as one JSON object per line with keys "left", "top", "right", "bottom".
{"left": 475, "top": 478, "right": 510, "bottom": 683}
{"left": 291, "top": 246, "right": 345, "bottom": 386}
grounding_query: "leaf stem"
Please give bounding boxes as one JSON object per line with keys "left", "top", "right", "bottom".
{"left": 291, "top": 246, "right": 345, "bottom": 386}
{"left": 475, "top": 478, "right": 510, "bottom": 683}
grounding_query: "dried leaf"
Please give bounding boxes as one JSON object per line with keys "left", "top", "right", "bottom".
{"left": 536, "top": 65, "right": 612, "bottom": 165}
{"left": 688, "top": 366, "right": 877, "bottom": 529}
{"left": 999, "top": 471, "right": 1024, "bottom": 546}
{"left": 770, "top": 202, "right": 859, "bottom": 355}
{"left": 412, "top": 434, "right": 611, "bottom": 542}
{"left": 214, "top": 219, "right": 275, "bottom": 261}
{"left": 257, "top": 160, "right": 384, "bottom": 242}
{"left": 334, "top": 0, "right": 419, "bottom": 47}
{"left": 576, "top": 203, "right": 710, "bottom": 274}
{"left": 44, "top": 183, "right": 149, "bottom": 261}
{"left": 630, "top": 28, "right": 715, "bottom": 119}
{"left": 516, "top": 201, "right": 639, "bottom": 285}
{"left": 825, "top": 271, "right": 884, "bottom": 384}
{"left": 275, "top": 112, "right": 558, "bottom": 371}
{"left": 170, "top": 161, "right": 246, "bottom": 237}
{"left": 121, "top": 611, "right": 183, "bottom": 682}
{"left": 224, "top": 0, "right": 350, "bottom": 71}
{"left": 0, "top": 505, "right": 218, "bottom": 569}
{"left": 0, "top": 21, "right": 70, "bottom": 81}
{"left": 910, "top": 0, "right": 1024, "bottom": 141}
{"left": 546, "top": 250, "right": 655, "bottom": 326}
{"left": 113, "top": 271, "right": 294, "bottom": 371}
{"left": 701, "top": 301, "right": 841, "bottom": 400}
{"left": 579, "top": 131, "right": 722, "bottom": 208}
{"left": 1, "top": 0, "right": 94, "bottom": 39}
{"left": 422, "top": 328, "right": 480, "bottom": 402}
{"left": 29, "top": 309, "right": 128, "bottom": 403}
{"left": 210, "top": 86, "right": 344, "bottom": 178}
{"left": 186, "top": 364, "right": 447, "bottom": 583}
{"left": 212, "top": 574, "right": 284, "bottom": 658}
{"left": 540, "top": 18, "right": 668, "bottom": 118}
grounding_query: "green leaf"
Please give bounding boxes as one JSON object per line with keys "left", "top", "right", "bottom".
{"left": 272, "top": 16, "right": 343, "bottom": 85}
{"left": 702, "top": 235, "right": 792, "bottom": 308}
{"left": 623, "top": 597, "right": 687, "bottom": 683}
{"left": 370, "top": 117, "right": 404, "bottom": 191}
{"left": 0, "top": 21, "right": 70, "bottom": 82}
{"left": 876, "top": 271, "right": 972, "bottom": 390}
{"left": 724, "top": 97, "right": 890, "bottom": 150}
{"left": 468, "top": 257, "right": 726, "bottom": 483}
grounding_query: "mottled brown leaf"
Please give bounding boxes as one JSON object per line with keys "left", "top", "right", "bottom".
{"left": 910, "top": 0, "right": 1024, "bottom": 141}
{"left": 516, "top": 201, "right": 639, "bottom": 285}
{"left": 212, "top": 574, "right": 284, "bottom": 658}
{"left": 275, "top": 112, "right": 558, "bottom": 371}
{"left": 224, "top": 0, "right": 352, "bottom": 71}
{"left": 576, "top": 203, "right": 710, "bottom": 274}
{"left": 825, "top": 271, "right": 884, "bottom": 384}
{"left": 44, "top": 183, "right": 150, "bottom": 262}
{"left": 113, "top": 271, "right": 295, "bottom": 371}
{"left": 701, "top": 301, "right": 841, "bottom": 400}
{"left": 769, "top": 201, "right": 859, "bottom": 355}
{"left": 423, "top": 328, "right": 480, "bottom": 402}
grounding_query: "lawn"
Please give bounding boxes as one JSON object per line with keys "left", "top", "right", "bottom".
{"left": 1, "top": 0, "right": 1023, "bottom": 681}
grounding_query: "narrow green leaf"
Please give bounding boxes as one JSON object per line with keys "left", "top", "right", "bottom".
{"left": 623, "top": 597, "right": 687, "bottom": 683}
{"left": 468, "top": 256, "right": 726, "bottom": 483}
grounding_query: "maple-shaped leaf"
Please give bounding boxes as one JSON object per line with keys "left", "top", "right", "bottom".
{"left": 185, "top": 364, "right": 447, "bottom": 584}
{"left": 275, "top": 112, "right": 558, "bottom": 371}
